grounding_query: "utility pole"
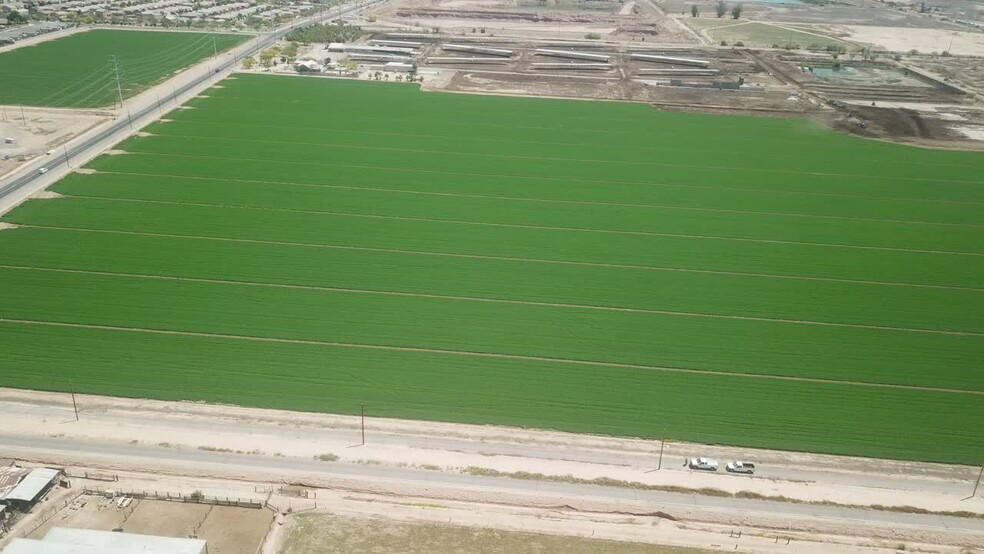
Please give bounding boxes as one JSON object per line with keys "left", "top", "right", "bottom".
{"left": 70, "top": 379, "right": 79, "bottom": 422}
{"left": 157, "top": 93, "right": 162, "bottom": 113}
{"left": 20, "top": 106, "right": 27, "bottom": 127}
{"left": 212, "top": 33, "right": 218, "bottom": 59}
{"left": 657, "top": 438, "right": 665, "bottom": 470}
{"left": 110, "top": 55, "right": 125, "bottom": 109}
{"left": 63, "top": 145, "right": 70, "bottom": 169}
{"left": 972, "top": 464, "right": 984, "bottom": 498}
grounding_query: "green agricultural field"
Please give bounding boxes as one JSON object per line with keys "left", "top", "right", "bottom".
{"left": 1, "top": 74, "right": 982, "bottom": 463}
{"left": 0, "top": 29, "right": 248, "bottom": 107}
{"left": 687, "top": 20, "right": 849, "bottom": 49}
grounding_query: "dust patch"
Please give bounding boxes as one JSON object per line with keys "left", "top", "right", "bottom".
{"left": 177, "top": 106, "right": 197, "bottom": 110}
{"left": 135, "top": 132, "right": 155, "bottom": 138}
{"left": 0, "top": 223, "right": 18, "bottom": 231}
{"left": 74, "top": 168, "right": 100, "bottom": 174}
{"left": 32, "top": 191, "right": 64, "bottom": 199}
{"left": 196, "top": 95, "right": 211, "bottom": 99}
{"left": 104, "top": 150, "right": 128, "bottom": 155}
{"left": 211, "top": 85, "right": 226, "bottom": 88}
{"left": 158, "top": 119, "right": 174, "bottom": 123}
{"left": 950, "top": 126, "right": 984, "bottom": 141}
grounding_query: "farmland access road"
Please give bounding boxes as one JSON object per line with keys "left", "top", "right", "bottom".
{"left": 0, "top": 388, "right": 982, "bottom": 545}
{"left": 0, "top": 0, "right": 383, "bottom": 215}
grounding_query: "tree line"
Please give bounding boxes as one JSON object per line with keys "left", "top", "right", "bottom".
{"left": 285, "top": 22, "right": 362, "bottom": 44}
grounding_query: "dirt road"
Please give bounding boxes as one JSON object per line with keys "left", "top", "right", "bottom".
{"left": 0, "top": 388, "right": 982, "bottom": 552}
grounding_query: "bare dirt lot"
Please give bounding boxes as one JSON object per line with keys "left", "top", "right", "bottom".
{"left": 25, "top": 495, "right": 272, "bottom": 554}
{"left": 835, "top": 25, "right": 984, "bottom": 56}
{"left": 368, "top": 0, "right": 698, "bottom": 43}
{"left": 0, "top": 108, "right": 109, "bottom": 178}
{"left": 278, "top": 512, "right": 717, "bottom": 554}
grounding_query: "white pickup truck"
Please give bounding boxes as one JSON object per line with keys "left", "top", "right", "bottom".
{"left": 726, "top": 461, "right": 756, "bottom": 474}
{"left": 685, "top": 457, "right": 719, "bottom": 471}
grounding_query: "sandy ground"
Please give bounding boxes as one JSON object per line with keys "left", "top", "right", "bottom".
{"left": 14, "top": 495, "right": 272, "bottom": 554}
{"left": 836, "top": 25, "right": 984, "bottom": 56}
{"left": 0, "top": 108, "right": 109, "bottom": 179}
{"left": 0, "top": 388, "right": 983, "bottom": 554}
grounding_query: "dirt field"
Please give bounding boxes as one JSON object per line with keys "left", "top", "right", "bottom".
{"left": 835, "top": 25, "right": 984, "bottom": 56}
{"left": 25, "top": 495, "right": 272, "bottom": 554}
{"left": 0, "top": 108, "right": 109, "bottom": 178}
{"left": 278, "top": 512, "right": 716, "bottom": 554}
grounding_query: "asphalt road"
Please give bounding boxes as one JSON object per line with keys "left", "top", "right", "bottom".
{"left": 2, "top": 432, "right": 983, "bottom": 535}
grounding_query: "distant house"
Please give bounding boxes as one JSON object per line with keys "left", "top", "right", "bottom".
{"left": 294, "top": 60, "right": 322, "bottom": 73}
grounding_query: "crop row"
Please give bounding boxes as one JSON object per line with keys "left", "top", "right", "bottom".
{"left": 0, "top": 265, "right": 980, "bottom": 390}
{"left": 1, "top": 321, "right": 981, "bottom": 463}
{"left": 0, "top": 225, "right": 979, "bottom": 334}
{"left": 7, "top": 196, "right": 982, "bottom": 290}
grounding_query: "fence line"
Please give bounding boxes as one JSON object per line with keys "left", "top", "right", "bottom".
{"left": 12, "top": 491, "right": 84, "bottom": 541}
{"left": 81, "top": 487, "right": 263, "bottom": 509}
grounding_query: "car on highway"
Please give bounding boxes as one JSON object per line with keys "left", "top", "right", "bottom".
{"left": 685, "top": 457, "right": 718, "bottom": 471}
{"left": 37, "top": 167, "right": 48, "bottom": 174}
{"left": 726, "top": 461, "right": 756, "bottom": 474}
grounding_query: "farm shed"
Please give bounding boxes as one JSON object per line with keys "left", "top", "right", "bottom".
{"left": 0, "top": 468, "right": 61, "bottom": 512}
{"left": 2, "top": 528, "right": 207, "bottom": 554}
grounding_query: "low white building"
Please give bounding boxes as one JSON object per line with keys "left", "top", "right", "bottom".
{"left": 2, "top": 528, "right": 206, "bottom": 554}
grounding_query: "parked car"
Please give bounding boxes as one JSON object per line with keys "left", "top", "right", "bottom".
{"left": 685, "top": 457, "right": 719, "bottom": 471}
{"left": 38, "top": 167, "right": 48, "bottom": 174}
{"left": 726, "top": 461, "right": 756, "bottom": 474}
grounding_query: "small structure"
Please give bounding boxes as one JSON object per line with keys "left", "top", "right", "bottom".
{"left": 0, "top": 468, "right": 61, "bottom": 513}
{"left": 294, "top": 60, "right": 323, "bottom": 73}
{"left": 2, "top": 528, "right": 206, "bottom": 554}
{"left": 327, "top": 43, "right": 414, "bottom": 56}
{"left": 384, "top": 62, "right": 415, "bottom": 73}
{"left": 369, "top": 39, "right": 423, "bottom": 48}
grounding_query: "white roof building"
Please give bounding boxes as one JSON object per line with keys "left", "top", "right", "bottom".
{"left": 2, "top": 528, "right": 206, "bottom": 554}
